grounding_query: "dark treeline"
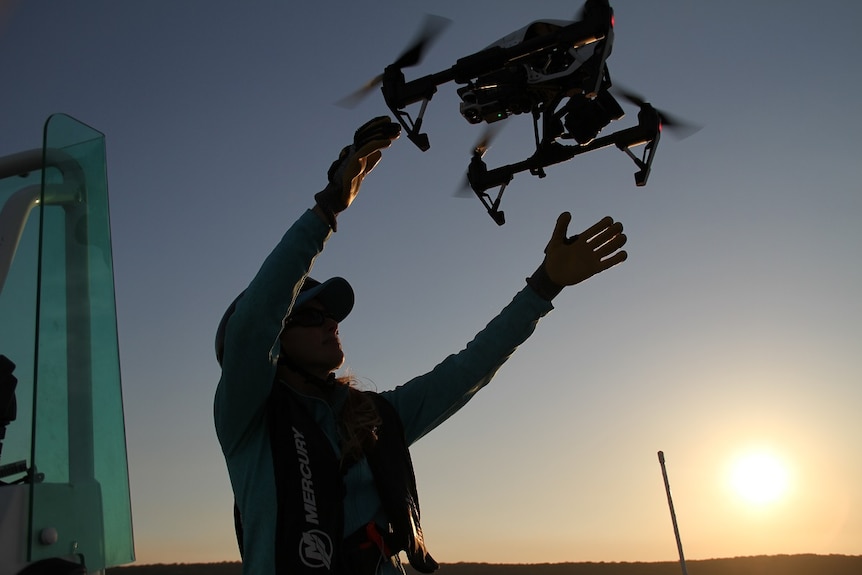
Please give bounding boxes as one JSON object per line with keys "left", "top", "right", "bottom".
{"left": 108, "top": 554, "right": 862, "bottom": 575}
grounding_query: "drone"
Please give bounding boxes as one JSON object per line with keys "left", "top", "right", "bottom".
{"left": 341, "top": 0, "right": 699, "bottom": 225}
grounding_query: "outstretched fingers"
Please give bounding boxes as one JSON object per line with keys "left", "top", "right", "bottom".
{"left": 353, "top": 116, "right": 401, "bottom": 157}
{"left": 580, "top": 216, "right": 615, "bottom": 242}
{"left": 540, "top": 213, "right": 628, "bottom": 287}
{"left": 354, "top": 137, "right": 396, "bottom": 160}
{"left": 583, "top": 217, "right": 627, "bottom": 270}
{"left": 596, "top": 247, "right": 627, "bottom": 272}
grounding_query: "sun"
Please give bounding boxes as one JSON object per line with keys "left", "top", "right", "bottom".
{"left": 728, "top": 450, "right": 790, "bottom": 506}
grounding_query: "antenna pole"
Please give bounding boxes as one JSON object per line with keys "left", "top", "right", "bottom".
{"left": 658, "top": 451, "right": 689, "bottom": 575}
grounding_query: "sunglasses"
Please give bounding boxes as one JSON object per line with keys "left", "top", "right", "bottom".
{"left": 284, "top": 308, "right": 338, "bottom": 328}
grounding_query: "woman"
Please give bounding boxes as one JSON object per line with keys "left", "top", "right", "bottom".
{"left": 214, "top": 116, "right": 627, "bottom": 575}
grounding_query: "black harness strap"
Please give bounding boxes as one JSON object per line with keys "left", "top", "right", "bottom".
{"left": 233, "top": 385, "right": 438, "bottom": 574}
{"left": 365, "top": 394, "right": 438, "bottom": 573}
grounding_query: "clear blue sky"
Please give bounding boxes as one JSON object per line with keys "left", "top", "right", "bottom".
{"left": 2, "top": 0, "right": 861, "bottom": 566}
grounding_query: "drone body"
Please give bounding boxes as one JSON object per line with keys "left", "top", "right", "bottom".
{"left": 342, "top": 0, "right": 697, "bottom": 224}
{"left": 457, "top": 16, "right": 614, "bottom": 128}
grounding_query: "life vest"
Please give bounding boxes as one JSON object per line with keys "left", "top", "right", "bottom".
{"left": 236, "top": 381, "right": 438, "bottom": 574}
{"left": 363, "top": 393, "right": 437, "bottom": 573}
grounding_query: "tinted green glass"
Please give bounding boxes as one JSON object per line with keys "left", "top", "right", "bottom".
{"left": 25, "top": 114, "right": 134, "bottom": 569}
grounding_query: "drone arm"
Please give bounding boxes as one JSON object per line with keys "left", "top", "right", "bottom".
{"left": 384, "top": 67, "right": 455, "bottom": 108}
{"left": 472, "top": 118, "right": 659, "bottom": 193}
{"left": 467, "top": 122, "right": 659, "bottom": 224}
{"left": 474, "top": 141, "right": 601, "bottom": 193}
{"left": 382, "top": 67, "right": 456, "bottom": 151}
{"left": 467, "top": 141, "right": 595, "bottom": 225}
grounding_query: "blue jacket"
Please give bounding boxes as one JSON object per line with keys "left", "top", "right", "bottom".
{"left": 214, "top": 209, "right": 553, "bottom": 574}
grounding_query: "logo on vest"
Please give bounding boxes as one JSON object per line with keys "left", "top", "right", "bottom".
{"left": 299, "top": 529, "right": 333, "bottom": 569}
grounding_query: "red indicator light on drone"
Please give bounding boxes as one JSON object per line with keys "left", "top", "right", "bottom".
{"left": 610, "top": 15, "right": 615, "bottom": 27}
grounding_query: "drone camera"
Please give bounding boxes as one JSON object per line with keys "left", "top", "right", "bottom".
{"left": 564, "top": 90, "right": 624, "bottom": 144}
{"left": 460, "top": 98, "right": 511, "bottom": 125}
{"left": 457, "top": 81, "right": 531, "bottom": 125}
{"left": 464, "top": 106, "right": 510, "bottom": 125}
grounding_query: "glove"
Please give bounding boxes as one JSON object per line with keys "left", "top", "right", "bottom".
{"left": 314, "top": 116, "right": 401, "bottom": 231}
{"left": 527, "top": 212, "right": 627, "bottom": 299}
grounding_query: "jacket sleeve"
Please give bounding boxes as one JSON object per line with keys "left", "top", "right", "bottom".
{"left": 381, "top": 286, "right": 553, "bottom": 445}
{"left": 214, "top": 209, "right": 332, "bottom": 455}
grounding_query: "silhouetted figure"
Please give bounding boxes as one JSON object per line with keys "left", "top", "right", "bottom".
{"left": 214, "top": 116, "right": 628, "bottom": 575}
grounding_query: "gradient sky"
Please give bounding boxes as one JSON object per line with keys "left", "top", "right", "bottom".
{"left": 1, "top": 0, "right": 861, "bottom": 567}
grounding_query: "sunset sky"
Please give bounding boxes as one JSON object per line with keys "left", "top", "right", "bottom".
{"left": 1, "top": 0, "right": 860, "bottom": 567}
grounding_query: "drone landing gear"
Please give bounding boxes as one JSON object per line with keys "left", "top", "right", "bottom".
{"left": 619, "top": 131, "right": 659, "bottom": 186}
{"left": 467, "top": 153, "right": 511, "bottom": 226}
{"left": 392, "top": 103, "right": 431, "bottom": 151}
{"left": 475, "top": 185, "right": 507, "bottom": 226}
{"left": 381, "top": 62, "right": 452, "bottom": 152}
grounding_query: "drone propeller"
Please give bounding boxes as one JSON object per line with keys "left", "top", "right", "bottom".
{"left": 612, "top": 86, "right": 702, "bottom": 139}
{"left": 336, "top": 14, "right": 452, "bottom": 109}
{"left": 455, "top": 124, "right": 503, "bottom": 197}
{"left": 472, "top": 123, "right": 503, "bottom": 158}
{"left": 392, "top": 13, "right": 452, "bottom": 69}
{"left": 336, "top": 75, "right": 386, "bottom": 109}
